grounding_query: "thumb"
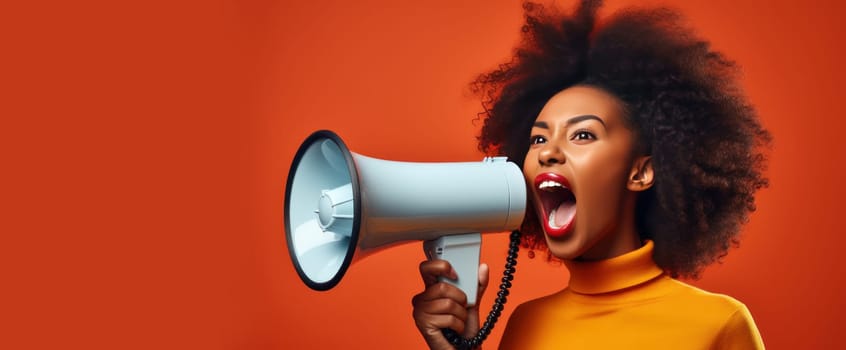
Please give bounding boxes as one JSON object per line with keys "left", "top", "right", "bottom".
{"left": 463, "top": 263, "right": 490, "bottom": 338}
{"left": 477, "top": 263, "right": 490, "bottom": 300}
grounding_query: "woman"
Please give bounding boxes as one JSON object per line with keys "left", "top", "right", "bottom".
{"left": 412, "top": 1, "right": 770, "bottom": 349}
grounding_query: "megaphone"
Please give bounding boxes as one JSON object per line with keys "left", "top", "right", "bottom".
{"left": 284, "top": 130, "right": 526, "bottom": 305}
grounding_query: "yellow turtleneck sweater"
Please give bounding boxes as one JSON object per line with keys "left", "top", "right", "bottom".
{"left": 499, "top": 241, "right": 764, "bottom": 349}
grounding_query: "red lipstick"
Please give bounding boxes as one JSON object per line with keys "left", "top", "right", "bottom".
{"left": 533, "top": 173, "right": 576, "bottom": 238}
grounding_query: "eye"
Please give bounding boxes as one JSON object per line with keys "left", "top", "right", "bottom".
{"left": 530, "top": 135, "right": 547, "bottom": 145}
{"left": 570, "top": 130, "right": 596, "bottom": 142}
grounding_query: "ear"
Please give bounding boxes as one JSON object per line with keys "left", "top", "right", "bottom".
{"left": 627, "top": 156, "right": 654, "bottom": 192}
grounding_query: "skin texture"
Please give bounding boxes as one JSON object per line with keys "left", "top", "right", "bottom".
{"left": 524, "top": 86, "right": 652, "bottom": 261}
{"left": 412, "top": 85, "right": 654, "bottom": 348}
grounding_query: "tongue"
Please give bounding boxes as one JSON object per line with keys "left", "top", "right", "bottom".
{"left": 552, "top": 201, "right": 576, "bottom": 228}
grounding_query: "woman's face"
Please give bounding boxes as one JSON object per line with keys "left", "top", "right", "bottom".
{"left": 523, "top": 85, "right": 650, "bottom": 260}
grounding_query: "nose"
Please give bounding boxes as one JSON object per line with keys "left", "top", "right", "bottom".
{"left": 538, "top": 142, "right": 565, "bottom": 166}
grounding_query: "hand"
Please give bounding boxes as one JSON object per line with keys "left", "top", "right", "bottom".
{"left": 411, "top": 260, "right": 490, "bottom": 350}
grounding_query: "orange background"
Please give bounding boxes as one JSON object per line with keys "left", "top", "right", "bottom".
{"left": 2, "top": 0, "right": 844, "bottom": 348}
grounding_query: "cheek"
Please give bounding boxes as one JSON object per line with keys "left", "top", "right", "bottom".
{"left": 574, "top": 146, "right": 631, "bottom": 181}
{"left": 572, "top": 151, "right": 631, "bottom": 213}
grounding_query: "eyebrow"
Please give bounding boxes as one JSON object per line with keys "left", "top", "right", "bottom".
{"left": 533, "top": 114, "right": 606, "bottom": 129}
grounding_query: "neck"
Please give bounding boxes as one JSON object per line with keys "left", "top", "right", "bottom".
{"left": 564, "top": 240, "right": 663, "bottom": 294}
{"left": 577, "top": 192, "right": 641, "bottom": 261}
{"left": 577, "top": 229, "right": 639, "bottom": 261}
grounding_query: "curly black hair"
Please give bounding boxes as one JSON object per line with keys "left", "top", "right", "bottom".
{"left": 474, "top": 0, "right": 770, "bottom": 278}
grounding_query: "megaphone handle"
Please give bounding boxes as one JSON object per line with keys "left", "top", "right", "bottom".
{"left": 422, "top": 233, "right": 482, "bottom": 307}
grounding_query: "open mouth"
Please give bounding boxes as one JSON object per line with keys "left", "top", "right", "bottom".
{"left": 533, "top": 173, "right": 576, "bottom": 238}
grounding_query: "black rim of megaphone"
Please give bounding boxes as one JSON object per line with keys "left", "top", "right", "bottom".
{"left": 284, "top": 130, "right": 361, "bottom": 291}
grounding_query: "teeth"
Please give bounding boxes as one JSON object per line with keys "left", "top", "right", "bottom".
{"left": 538, "top": 180, "right": 566, "bottom": 190}
{"left": 548, "top": 208, "right": 561, "bottom": 229}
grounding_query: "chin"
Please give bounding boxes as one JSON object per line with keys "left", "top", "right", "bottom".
{"left": 543, "top": 228, "right": 587, "bottom": 260}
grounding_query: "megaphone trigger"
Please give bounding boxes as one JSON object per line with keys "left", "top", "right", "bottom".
{"left": 423, "top": 233, "right": 483, "bottom": 307}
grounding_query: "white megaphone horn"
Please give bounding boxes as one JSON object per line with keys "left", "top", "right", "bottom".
{"left": 284, "top": 130, "right": 526, "bottom": 305}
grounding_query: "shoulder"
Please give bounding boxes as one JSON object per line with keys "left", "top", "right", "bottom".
{"left": 658, "top": 278, "right": 752, "bottom": 327}
{"left": 499, "top": 280, "right": 765, "bottom": 349}
{"left": 505, "top": 287, "right": 577, "bottom": 325}
{"left": 499, "top": 291, "right": 568, "bottom": 349}
{"left": 664, "top": 279, "right": 749, "bottom": 313}
{"left": 666, "top": 279, "right": 765, "bottom": 349}
{"left": 504, "top": 291, "right": 562, "bottom": 328}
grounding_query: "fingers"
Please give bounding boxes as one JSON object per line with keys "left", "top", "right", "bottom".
{"left": 419, "top": 314, "right": 466, "bottom": 336}
{"left": 412, "top": 281, "right": 469, "bottom": 336}
{"left": 412, "top": 281, "right": 468, "bottom": 308}
{"left": 413, "top": 262, "right": 491, "bottom": 341}
{"left": 412, "top": 299, "right": 468, "bottom": 334}
{"left": 419, "top": 259, "right": 457, "bottom": 287}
